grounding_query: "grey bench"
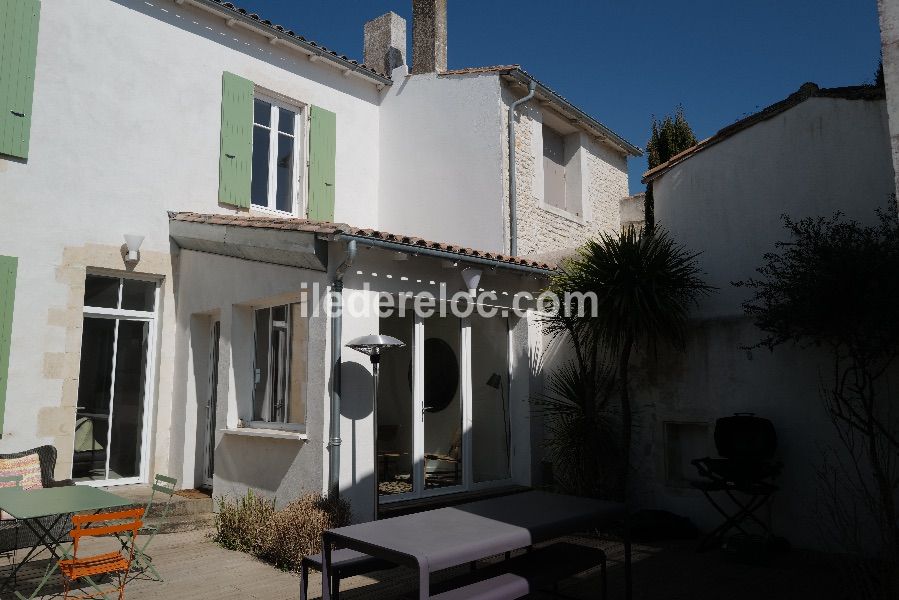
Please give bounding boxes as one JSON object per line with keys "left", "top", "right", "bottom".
{"left": 300, "top": 549, "right": 394, "bottom": 600}
{"left": 426, "top": 542, "right": 608, "bottom": 600}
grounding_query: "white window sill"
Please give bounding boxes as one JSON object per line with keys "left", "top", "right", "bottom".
{"left": 221, "top": 428, "right": 308, "bottom": 441}
{"left": 538, "top": 201, "right": 587, "bottom": 226}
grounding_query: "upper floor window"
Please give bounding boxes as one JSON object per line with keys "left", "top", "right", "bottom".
{"left": 252, "top": 95, "right": 303, "bottom": 214}
{"left": 542, "top": 123, "right": 583, "bottom": 218}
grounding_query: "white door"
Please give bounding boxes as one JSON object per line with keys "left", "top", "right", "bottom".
{"left": 202, "top": 321, "right": 221, "bottom": 489}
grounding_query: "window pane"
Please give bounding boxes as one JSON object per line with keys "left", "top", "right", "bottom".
{"left": 253, "top": 98, "right": 271, "bottom": 126}
{"left": 423, "top": 314, "right": 463, "bottom": 490}
{"left": 73, "top": 317, "right": 116, "bottom": 480}
{"left": 270, "top": 318, "right": 288, "bottom": 423}
{"left": 275, "top": 134, "right": 294, "bottom": 213}
{"left": 84, "top": 275, "right": 119, "bottom": 309}
{"left": 252, "top": 308, "right": 271, "bottom": 421}
{"left": 120, "top": 279, "right": 156, "bottom": 312}
{"left": 278, "top": 107, "right": 295, "bottom": 134}
{"left": 377, "top": 310, "right": 414, "bottom": 497}
{"left": 251, "top": 125, "right": 270, "bottom": 207}
{"left": 107, "top": 320, "right": 149, "bottom": 480}
{"left": 287, "top": 304, "right": 307, "bottom": 425}
{"left": 471, "top": 314, "right": 511, "bottom": 483}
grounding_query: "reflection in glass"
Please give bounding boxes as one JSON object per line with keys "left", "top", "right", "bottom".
{"left": 251, "top": 125, "right": 270, "bottom": 206}
{"left": 278, "top": 107, "right": 295, "bottom": 134}
{"left": 423, "top": 315, "right": 463, "bottom": 489}
{"left": 377, "top": 312, "right": 414, "bottom": 497}
{"left": 275, "top": 134, "right": 294, "bottom": 213}
{"left": 84, "top": 275, "right": 119, "bottom": 309}
{"left": 73, "top": 318, "right": 115, "bottom": 480}
{"left": 253, "top": 98, "right": 271, "bottom": 126}
{"left": 108, "top": 320, "right": 148, "bottom": 479}
{"left": 471, "top": 315, "right": 511, "bottom": 483}
{"left": 120, "top": 279, "right": 156, "bottom": 312}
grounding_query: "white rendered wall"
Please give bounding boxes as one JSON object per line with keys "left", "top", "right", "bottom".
{"left": 0, "top": 0, "right": 381, "bottom": 481}
{"left": 640, "top": 96, "right": 894, "bottom": 549}
{"left": 879, "top": 0, "right": 899, "bottom": 194}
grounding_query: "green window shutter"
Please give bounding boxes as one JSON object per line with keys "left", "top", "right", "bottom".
{"left": 0, "top": 256, "right": 17, "bottom": 437}
{"left": 308, "top": 106, "right": 336, "bottom": 222}
{"left": 219, "top": 72, "right": 253, "bottom": 208}
{"left": 0, "top": 0, "right": 41, "bottom": 159}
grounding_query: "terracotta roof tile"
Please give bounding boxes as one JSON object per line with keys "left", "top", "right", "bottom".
{"left": 642, "top": 82, "right": 886, "bottom": 183}
{"left": 169, "top": 212, "right": 556, "bottom": 271}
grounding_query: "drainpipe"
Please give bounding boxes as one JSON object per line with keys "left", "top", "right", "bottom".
{"left": 328, "top": 240, "right": 357, "bottom": 498}
{"left": 508, "top": 80, "right": 537, "bottom": 257}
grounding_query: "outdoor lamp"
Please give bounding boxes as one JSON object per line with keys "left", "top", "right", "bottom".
{"left": 461, "top": 267, "right": 482, "bottom": 294}
{"left": 346, "top": 334, "right": 405, "bottom": 520}
{"left": 124, "top": 234, "right": 145, "bottom": 261}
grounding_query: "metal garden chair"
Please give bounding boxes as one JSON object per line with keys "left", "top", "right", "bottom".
{"left": 0, "top": 475, "right": 22, "bottom": 584}
{"left": 122, "top": 474, "right": 177, "bottom": 582}
{"left": 58, "top": 507, "right": 144, "bottom": 600}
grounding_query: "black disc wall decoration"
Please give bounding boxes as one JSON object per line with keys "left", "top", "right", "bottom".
{"left": 407, "top": 338, "right": 459, "bottom": 412}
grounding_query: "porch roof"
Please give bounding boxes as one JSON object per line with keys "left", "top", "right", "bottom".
{"left": 168, "top": 212, "right": 558, "bottom": 273}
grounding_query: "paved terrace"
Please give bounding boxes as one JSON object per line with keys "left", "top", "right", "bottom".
{"left": 2, "top": 528, "right": 843, "bottom": 600}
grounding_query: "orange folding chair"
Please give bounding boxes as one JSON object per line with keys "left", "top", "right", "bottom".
{"left": 58, "top": 508, "right": 144, "bottom": 600}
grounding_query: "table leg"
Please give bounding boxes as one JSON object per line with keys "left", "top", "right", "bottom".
{"left": 624, "top": 512, "right": 632, "bottom": 600}
{"left": 321, "top": 535, "right": 332, "bottom": 600}
{"left": 0, "top": 513, "right": 66, "bottom": 593}
{"left": 418, "top": 561, "right": 429, "bottom": 600}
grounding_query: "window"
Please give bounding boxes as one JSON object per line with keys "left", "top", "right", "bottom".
{"left": 542, "top": 123, "right": 583, "bottom": 217}
{"left": 251, "top": 95, "right": 302, "bottom": 214}
{"left": 252, "top": 303, "right": 307, "bottom": 427}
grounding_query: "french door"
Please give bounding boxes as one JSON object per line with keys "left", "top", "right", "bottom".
{"left": 73, "top": 274, "right": 158, "bottom": 486}
{"left": 376, "top": 309, "right": 513, "bottom": 504}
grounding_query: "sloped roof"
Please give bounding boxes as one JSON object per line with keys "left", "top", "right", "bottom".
{"left": 169, "top": 212, "right": 557, "bottom": 271}
{"left": 440, "top": 65, "right": 643, "bottom": 157}
{"left": 179, "top": 0, "right": 393, "bottom": 83}
{"left": 642, "top": 82, "right": 885, "bottom": 183}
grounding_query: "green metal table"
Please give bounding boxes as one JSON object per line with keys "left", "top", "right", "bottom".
{"left": 0, "top": 486, "right": 131, "bottom": 598}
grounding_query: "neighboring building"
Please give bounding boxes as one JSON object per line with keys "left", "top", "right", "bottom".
{"left": 0, "top": 0, "right": 638, "bottom": 521}
{"left": 638, "top": 82, "right": 893, "bottom": 549}
{"left": 879, "top": 0, "right": 899, "bottom": 194}
{"left": 619, "top": 192, "right": 646, "bottom": 231}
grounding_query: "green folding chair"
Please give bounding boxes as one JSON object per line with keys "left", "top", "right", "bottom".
{"left": 126, "top": 474, "right": 177, "bottom": 582}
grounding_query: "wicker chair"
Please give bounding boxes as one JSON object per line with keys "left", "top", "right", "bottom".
{"left": 0, "top": 445, "right": 75, "bottom": 553}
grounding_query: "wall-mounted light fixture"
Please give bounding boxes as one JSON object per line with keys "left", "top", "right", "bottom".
{"left": 124, "top": 234, "right": 144, "bottom": 262}
{"left": 461, "top": 267, "right": 482, "bottom": 294}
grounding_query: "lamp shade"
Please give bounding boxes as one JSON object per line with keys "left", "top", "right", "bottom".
{"left": 346, "top": 334, "right": 405, "bottom": 357}
{"left": 461, "top": 267, "right": 482, "bottom": 293}
{"left": 124, "top": 234, "right": 145, "bottom": 261}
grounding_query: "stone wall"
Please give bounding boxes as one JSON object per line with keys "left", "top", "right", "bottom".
{"left": 879, "top": 0, "right": 899, "bottom": 195}
{"left": 501, "top": 88, "right": 629, "bottom": 258}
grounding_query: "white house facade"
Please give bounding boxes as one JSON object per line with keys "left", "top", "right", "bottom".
{"left": 0, "top": 0, "right": 639, "bottom": 521}
{"left": 639, "top": 82, "right": 895, "bottom": 549}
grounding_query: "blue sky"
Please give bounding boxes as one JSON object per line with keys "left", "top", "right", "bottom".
{"left": 237, "top": 0, "right": 883, "bottom": 194}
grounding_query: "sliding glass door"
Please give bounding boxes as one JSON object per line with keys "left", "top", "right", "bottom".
{"left": 376, "top": 307, "right": 512, "bottom": 504}
{"left": 73, "top": 275, "right": 157, "bottom": 485}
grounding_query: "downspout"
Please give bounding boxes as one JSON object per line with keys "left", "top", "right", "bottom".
{"left": 508, "top": 80, "right": 537, "bottom": 257}
{"left": 328, "top": 240, "right": 357, "bottom": 498}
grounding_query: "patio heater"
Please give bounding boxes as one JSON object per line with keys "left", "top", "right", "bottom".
{"left": 346, "top": 334, "right": 405, "bottom": 520}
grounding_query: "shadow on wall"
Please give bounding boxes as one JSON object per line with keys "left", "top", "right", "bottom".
{"left": 215, "top": 435, "right": 304, "bottom": 496}
{"left": 340, "top": 361, "right": 374, "bottom": 500}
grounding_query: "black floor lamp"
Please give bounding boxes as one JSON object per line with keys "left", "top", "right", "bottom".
{"left": 346, "top": 334, "right": 405, "bottom": 521}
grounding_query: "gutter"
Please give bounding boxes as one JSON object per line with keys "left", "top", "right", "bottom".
{"left": 327, "top": 240, "right": 357, "bottom": 497}
{"left": 508, "top": 81, "right": 538, "bottom": 258}
{"left": 334, "top": 234, "right": 556, "bottom": 277}
{"left": 172, "top": 0, "right": 393, "bottom": 89}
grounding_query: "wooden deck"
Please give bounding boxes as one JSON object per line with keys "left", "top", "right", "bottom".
{"left": 1, "top": 528, "right": 842, "bottom": 600}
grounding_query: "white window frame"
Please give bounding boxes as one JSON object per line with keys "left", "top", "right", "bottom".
{"left": 378, "top": 306, "right": 515, "bottom": 506}
{"left": 251, "top": 90, "right": 307, "bottom": 217}
{"left": 250, "top": 302, "right": 307, "bottom": 432}
{"left": 78, "top": 271, "right": 161, "bottom": 488}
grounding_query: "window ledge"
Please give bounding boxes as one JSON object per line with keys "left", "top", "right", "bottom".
{"left": 221, "top": 428, "right": 308, "bottom": 441}
{"left": 537, "top": 200, "right": 587, "bottom": 225}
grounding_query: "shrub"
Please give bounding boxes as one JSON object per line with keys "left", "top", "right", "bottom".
{"left": 214, "top": 490, "right": 352, "bottom": 572}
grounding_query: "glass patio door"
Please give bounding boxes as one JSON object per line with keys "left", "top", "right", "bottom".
{"left": 73, "top": 275, "right": 157, "bottom": 485}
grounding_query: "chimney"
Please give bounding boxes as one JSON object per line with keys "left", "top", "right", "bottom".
{"left": 411, "top": 0, "right": 447, "bottom": 74}
{"left": 364, "top": 12, "right": 407, "bottom": 76}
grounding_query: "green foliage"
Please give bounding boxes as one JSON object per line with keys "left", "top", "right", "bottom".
{"left": 646, "top": 105, "right": 697, "bottom": 170}
{"left": 645, "top": 105, "right": 697, "bottom": 229}
{"left": 214, "top": 491, "right": 352, "bottom": 572}
{"left": 541, "top": 226, "right": 712, "bottom": 497}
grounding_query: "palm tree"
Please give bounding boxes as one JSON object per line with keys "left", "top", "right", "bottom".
{"left": 542, "top": 226, "right": 712, "bottom": 496}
